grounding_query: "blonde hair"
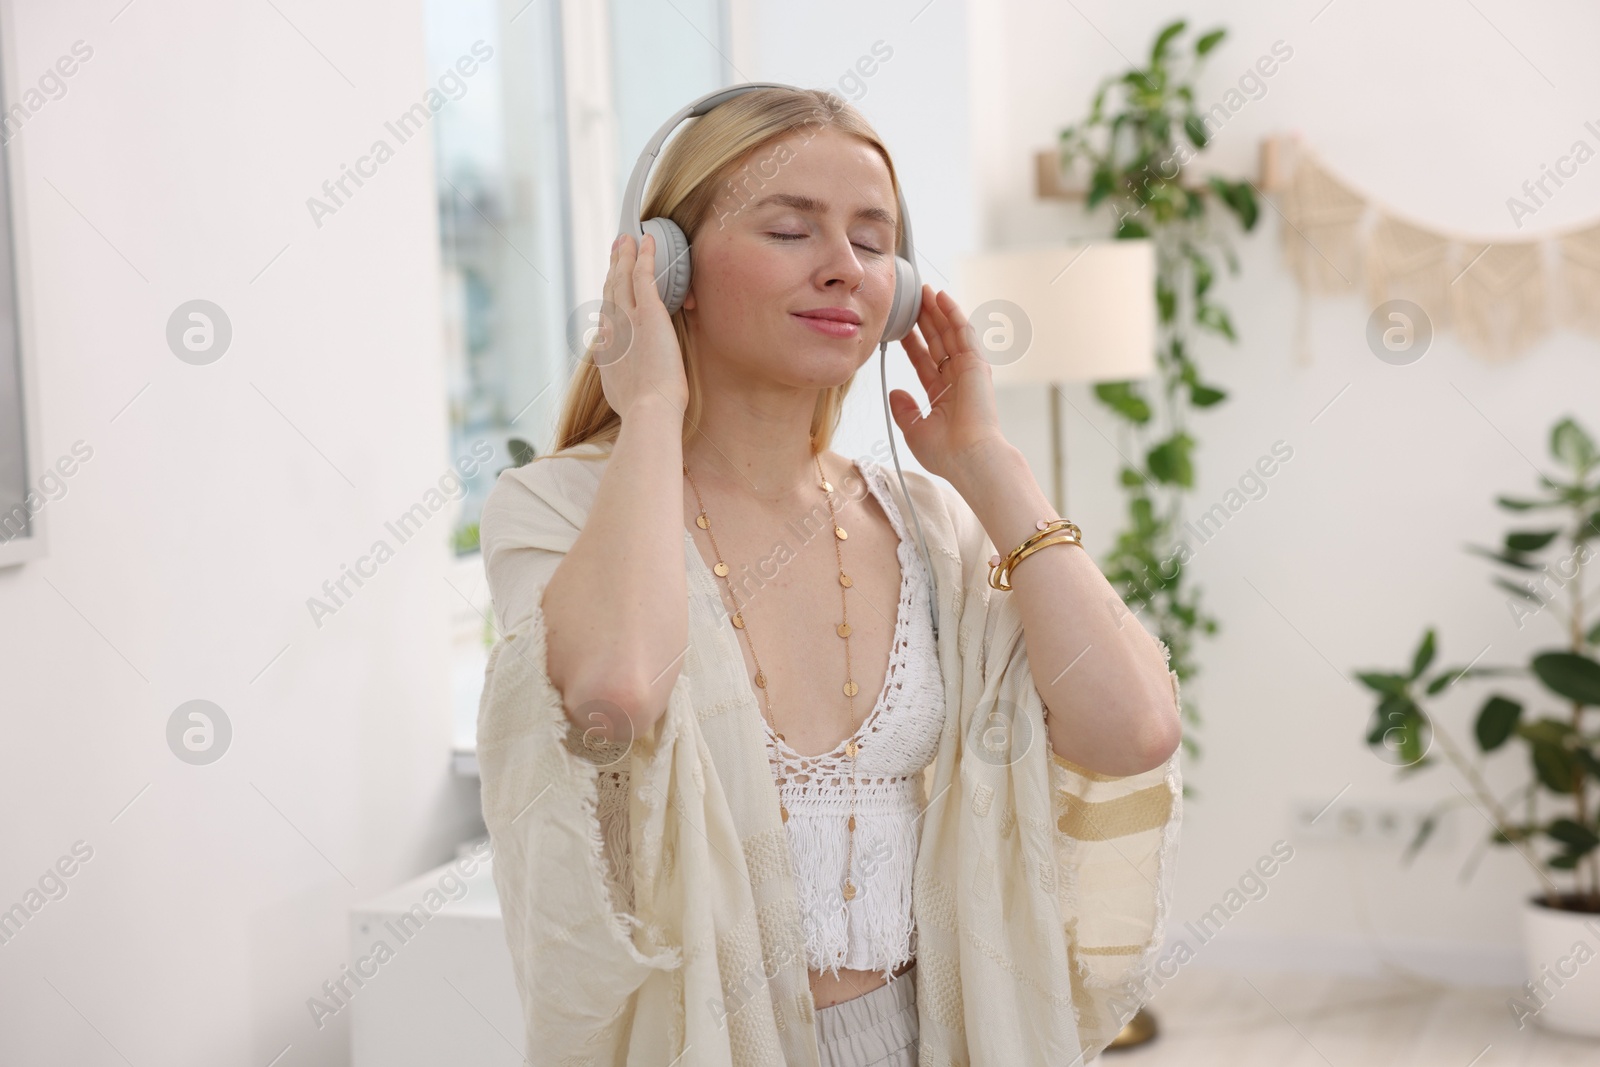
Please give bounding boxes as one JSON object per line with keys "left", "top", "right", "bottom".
{"left": 547, "top": 86, "right": 903, "bottom": 461}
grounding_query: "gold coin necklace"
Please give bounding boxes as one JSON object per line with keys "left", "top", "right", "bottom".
{"left": 683, "top": 452, "right": 864, "bottom": 903}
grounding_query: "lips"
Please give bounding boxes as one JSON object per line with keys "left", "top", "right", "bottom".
{"left": 792, "top": 308, "right": 862, "bottom": 324}
{"left": 790, "top": 310, "right": 857, "bottom": 340}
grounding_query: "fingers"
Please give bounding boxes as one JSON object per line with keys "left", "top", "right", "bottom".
{"left": 600, "top": 238, "right": 623, "bottom": 345}
{"left": 938, "top": 289, "right": 978, "bottom": 356}
{"left": 918, "top": 285, "right": 977, "bottom": 370}
{"left": 632, "top": 232, "right": 657, "bottom": 310}
{"left": 915, "top": 284, "right": 950, "bottom": 368}
{"left": 898, "top": 322, "right": 939, "bottom": 398}
{"left": 614, "top": 233, "right": 640, "bottom": 312}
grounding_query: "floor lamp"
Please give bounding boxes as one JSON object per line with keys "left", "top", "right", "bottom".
{"left": 957, "top": 241, "right": 1156, "bottom": 518}
{"left": 956, "top": 240, "right": 1163, "bottom": 1051}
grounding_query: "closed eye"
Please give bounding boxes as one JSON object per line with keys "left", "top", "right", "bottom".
{"left": 768, "top": 232, "right": 886, "bottom": 256}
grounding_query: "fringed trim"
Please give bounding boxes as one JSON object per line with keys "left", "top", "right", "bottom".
{"left": 785, "top": 805, "right": 920, "bottom": 980}
{"left": 479, "top": 599, "right": 682, "bottom": 975}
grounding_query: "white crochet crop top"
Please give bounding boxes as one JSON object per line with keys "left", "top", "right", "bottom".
{"left": 563, "top": 456, "right": 946, "bottom": 981}
{"left": 767, "top": 457, "right": 945, "bottom": 980}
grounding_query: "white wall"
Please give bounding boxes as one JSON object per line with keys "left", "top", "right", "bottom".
{"left": 0, "top": 2, "right": 481, "bottom": 1063}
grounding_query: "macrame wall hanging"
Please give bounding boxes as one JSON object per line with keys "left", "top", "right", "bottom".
{"left": 1276, "top": 135, "right": 1600, "bottom": 365}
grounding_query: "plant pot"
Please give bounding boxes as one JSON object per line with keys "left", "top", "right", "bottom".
{"left": 1517, "top": 892, "right": 1600, "bottom": 1038}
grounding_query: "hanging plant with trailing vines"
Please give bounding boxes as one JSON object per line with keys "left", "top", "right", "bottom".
{"left": 1056, "top": 19, "right": 1261, "bottom": 773}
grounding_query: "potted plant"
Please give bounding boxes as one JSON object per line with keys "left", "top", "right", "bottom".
{"left": 1356, "top": 415, "right": 1600, "bottom": 1037}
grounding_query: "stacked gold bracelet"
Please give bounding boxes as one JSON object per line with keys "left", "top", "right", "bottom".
{"left": 987, "top": 518, "right": 1083, "bottom": 591}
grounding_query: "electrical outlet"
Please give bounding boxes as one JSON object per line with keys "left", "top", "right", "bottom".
{"left": 1291, "top": 799, "right": 1452, "bottom": 848}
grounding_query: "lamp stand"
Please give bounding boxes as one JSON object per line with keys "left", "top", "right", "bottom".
{"left": 1050, "top": 383, "right": 1067, "bottom": 517}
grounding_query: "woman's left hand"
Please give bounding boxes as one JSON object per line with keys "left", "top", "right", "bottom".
{"left": 888, "top": 284, "right": 1008, "bottom": 483}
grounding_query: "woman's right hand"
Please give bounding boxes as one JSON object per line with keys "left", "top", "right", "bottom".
{"left": 594, "top": 232, "right": 689, "bottom": 418}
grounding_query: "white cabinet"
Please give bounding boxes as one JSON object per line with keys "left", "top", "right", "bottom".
{"left": 348, "top": 839, "right": 524, "bottom": 1065}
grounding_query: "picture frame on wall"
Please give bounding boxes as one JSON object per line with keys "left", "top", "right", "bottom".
{"left": 0, "top": 3, "right": 48, "bottom": 570}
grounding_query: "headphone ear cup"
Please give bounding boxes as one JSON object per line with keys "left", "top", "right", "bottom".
{"left": 880, "top": 254, "right": 922, "bottom": 344}
{"left": 641, "top": 217, "right": 691, "bottom": 313}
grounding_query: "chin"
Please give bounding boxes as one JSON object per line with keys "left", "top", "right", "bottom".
{"left": 791, "top": 343, "right": 871, "bottom": 385}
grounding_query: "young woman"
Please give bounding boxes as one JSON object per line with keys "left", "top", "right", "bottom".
{"left": 477, "top": 86, "right": 1183, "bottom": 1067}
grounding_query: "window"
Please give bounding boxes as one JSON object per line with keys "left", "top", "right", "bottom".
{"left": 423, "top": 0, "right": 733, "bottom": 763}
{"left": 0, "top": 35, "right": 43, "bottom": 569}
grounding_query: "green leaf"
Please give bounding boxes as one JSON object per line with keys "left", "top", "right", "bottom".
{"left": 1532, "top": 743, "right": 1577, "bottom": 793}
{"left": 1195, "top": 304, "right": 1236, "bottom": 341}
{"left": 1474, "top": 695, "right": 1522, "bottom": 751}
{"left": 1357, "top": 671, "right": 1410, "bottom": 696}
{"left": 1172, "top": 337, "right": 1194, "bottom": 375}
{"left": 1587, "top": 615, "right": 1600, "bottom": 646}
{"left": 1184, "top": 113, "right": 1209, "bottom": 149}
{"left": 1551, "top": 417, "right": 1597, "bottom": 471}
{"left": 1531, "top": 651, "right": 1600, "bottom": 705}
{"left": 1518, "top": 717, "right": 1576, "bottom": 746}
{"left": 1493, "top": 576, "right": 1544, "bottom": 604}
{"left": 1424, "top": 664, "right": 1523, "bottom": 692}
{"left": 1093, "top": 380, "right": 1152, "bottom": 425}
{"left": 1505, "top": 530, "right": 1560, "bottom": 552}
{"left": 1131, "top": 496, "right": 1156, "bottom": 534}
{"left": 1156, "top": 277, "right": 1177, "bottom": 323}
{"left": 1087, "top": 166, "right": 1114, "bottom": 209}
{"left": 1549, "top": 851, "right": 1583, "bottom": 869}
{"left": 1150, "top": 19, "right": 1187, "bottom": 64}
{"left": 1410, "top": 629, "right": 1437, "bottom": 679}
{"left": 1087, "top": 81, "right": 1110, "bottom": 124}
{"left": 1119, "top": 466, "right": 1145, "bottom": 488}
{"left": 508, "top": 437, "right": 537, "bottom": 467}
{"left": 1205, "top": 176, "right": 1260, "bottom": 230}
{"left": 1181, "top": 189, "right": 1205, "bottom": 220}
{"left": 1463, "top": 544, "right": 1538, "bottom": 570}
{"left": 1402, "top": 813, "right": 1437, "bottom": 863}
{"left": 1195, "top": 28, "right": 1226, "bottom": 55}
{"left": 1579, "top": 509, "right": 1600, "bottom": 541}
{"left": 1491, "top": 823, "right": 1537, "bottom": 845}
{"left": 1547, "top": 818, "right": 1600, "bottom": 850}
{"left": 1374, "top": 693, "right": 1428, "bottom": 765}
{"left": 1116, "top": 216, "right": 1150, "bottom": 239}
{"left": 1189, "top": 382, "right": 1227, "bottom": 407}
{"left": 1147, "top": 433, "right": 1195, "bottom": 487}
{"left": 1495, "top": 496, "right": 1555, "bottom": 511}
{"left": 1189, "top": 253, "right": 1215, "bottom": 299}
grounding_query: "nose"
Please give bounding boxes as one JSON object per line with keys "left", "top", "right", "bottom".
{"left": 817, "top": 230, "right": 868, "bottom": 293}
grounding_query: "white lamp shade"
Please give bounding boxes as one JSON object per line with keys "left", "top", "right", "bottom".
{"left": 955, "top": 241, "right": 1156, "bottom": 386}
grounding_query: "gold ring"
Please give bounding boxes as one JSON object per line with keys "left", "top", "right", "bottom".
{"left": 937, "top": 355, "right": 952, "bottom": 372}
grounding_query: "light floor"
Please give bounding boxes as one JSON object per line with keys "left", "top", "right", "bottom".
{"left": 1106, "top": 967, "right": 1599, "bottom": 1065}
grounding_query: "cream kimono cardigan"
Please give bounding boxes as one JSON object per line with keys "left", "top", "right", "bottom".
{"left": 476, "top": 441, "right": 1183, "bottom": 1066}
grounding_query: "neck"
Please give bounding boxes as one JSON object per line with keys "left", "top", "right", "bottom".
{"left": 682, "top": 392, "right": 828, "bottom": 505}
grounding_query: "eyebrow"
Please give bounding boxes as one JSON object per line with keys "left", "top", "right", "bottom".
{"left": 750, "top": 192, "right": 897, "bottom": 231}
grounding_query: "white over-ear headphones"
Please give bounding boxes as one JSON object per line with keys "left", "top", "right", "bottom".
{"left": 617, "top": 81, "right": 940, "bottom": 640}
{"left": 617, "top": 81, "right": 923, "bottom": 345}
